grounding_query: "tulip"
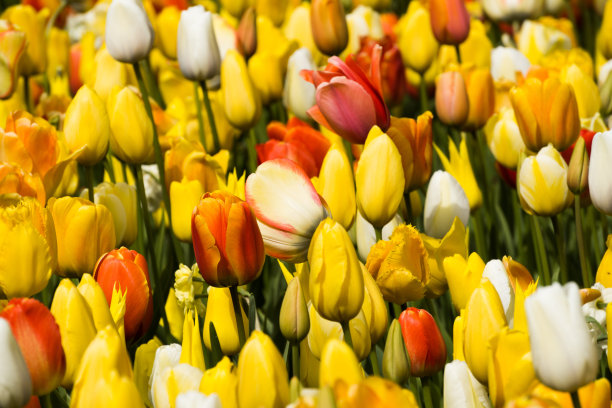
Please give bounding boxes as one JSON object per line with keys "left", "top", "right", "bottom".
{"left": 318, "top": 338, "right": 363, "bottom": 387}
{"left": 247, "top": 51, "right": 287, "bottom": 105}
{"left": 0, "top": 195, "right": 56, "bottom": 298}
{"left": 245, "top": 159, "right": 328, "bottom": 263}
{"left": 567, "top": 137, "right": 588, "bottom": 195}
{"left": 63, "top": 85, "right": 110, "bottom": 166}
{"left": 236, "top": 331, "right": 289, "bottom": 408}
{"left": 0, "top": 163, "right": 46, "bottom": 205}
{"left": 203, "top": 287, "right": 249, "bottom": 356}
{"left": 156, "top": 6, "right": 180, "bottom": 60}
{"left": 77, "top": 274, "right": 115, "bottom": 333}
{"left": 177, "top": 6, "right": 220, "bottom": 82}
{"left": 517, "top": 145, "right": 572, "bottom": 216}
{"left": 0, "top": 317, "right": 32, "bottom": 408}
{"left": 0, "top": 299, "right": 65, "bottom": 396}
{"left": 180, "top": 310, "right": 205, "bottom": 371}
{"left": 423, "top": 170, "right": 470, "bottom": 239}
{"left": 152, "top": 358, "right": 204, "bottom": 408}
{"left": 0, "top": 21, "right": 26, "bottom": 99}
{"left": 317, "top": 145, "right": 355, "bottom": 229}
{"left": 175, "top": 391, "right": 221, "bottom": 408}
{"left": 560, "top": 64, "right": 600, "bottom": 119}
{"left": 355, "top": 210, "right": 403, "bottom": 262}
{"left": 361, "top": 265, "right": 388, "bottom": 344}
{"left": 429, "top": 0, "right": 470, "bottom": 45}
{"left": 435, "top": 71, "right": 469, "bottom": 127}
{"left": 600, "top": 69, "right": 612, "bottom": 117}
{"left": 463, "top": 67, "right": 495, "bottom": 130}
{"left": 94, "top": 247, "right": 153, "bottom": 341}
{"left": 2, "top": 5, "right": 47, "bottom": 76}
{"left": 199, "top": 357, "right": 238, "bottom": 408}
{"left": 490, "top": 47, "right": 531, "bottom": 83}
{"left": 445, "top": 252, "right": 485, "bottom": 311}
{"left": 301, "top": 45, "right": 390, "bottom": 144}
{"left": 588, "top": 131, "right": 612, "bottom": 215}
{"left": 510, "top": 77, "right": 580, "bottom": 152}
{"left": 443, "top": 360, "right": 491, "bottom": 408}
{"left": 484, "top": 107, "right": 526, "bottom": 169}
{"left": 398, "top": 2, "right": 438, "bottom": 74}
{"left": 149, "top": 344, "right": 182, "bottom": 407}
{"left": 481, "top": 0, "right": 542, "bottom": 21}
{"left": 382, "top": 319, "right": 410, "bottom": 385}
{"left": 280, "top": 277, "right": 310, "bottom": 344}
{"left": 308, "top": 218, "right": 364, "bottom": 323}
{"left": 526, "top": 282, "right": 599, "bottom": 392}
{"left": 310, "top": 0, "right": 348, "bottom": 56}
{"left": 517, "top": 21, "right": 572, "bottom": 65}
{"left": 221, "top": 49, "right": 261, "bottom": 130}
{"left": 50, "top": 279, "right": 97, "bottom": 387}
{"left": 236, "top": 7, "right": 256, "bottom": 59}
{"left": 399, "top": 307, "right": 446, "bottom": 377}
{"left": 48, "top": 196, "right": 116, "bottom": 277}
{"left": 108, "top": 86, "right": 155, "bottom": 164}
{"left": 283, "top": 48, "right": 316, "bottom": 121}
{"left": 105, "top": 0, "right": 154, "bottom": 63}
{"left": 355, "top": 127, "right": 405, "bottom": 228}
{"left": 169, "top": 179, "right": 203, "bottom": 242}
{"left": 192, "top": 191, "right": 264, "bottom": 287}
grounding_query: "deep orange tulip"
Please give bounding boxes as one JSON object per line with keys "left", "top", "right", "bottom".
{"left": 429, "top": 0, "right": 470, "bottom": 45}
{"left": 399, "top": 307, "right": 447, "bottom": 377}
{"left": 192, "top": 190, "right": 265, "bottom": 287}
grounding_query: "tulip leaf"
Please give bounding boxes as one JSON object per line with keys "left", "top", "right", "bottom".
{"left": 247, "top": 291, "right": 257, "bottom": 334}
{"left": 209, "top": 322, "right": 223, "bottom": 367}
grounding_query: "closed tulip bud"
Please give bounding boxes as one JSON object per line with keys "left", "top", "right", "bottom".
{"left": 561, "top": 64, "right": 600, "bottom": 119}
{"left": 429, "top": 0, "right": 470, "bottom": 45}
{"left": 48, "top": 197, "right": 115, "bottom": 277}
{"left": 510, "top": 77, "right": 580, "bottom": 152}
{"left": 382, "top": 319, "right": 410, "bottom": 384}
{"left": 0, "top": 21, "right": 26, "bottom": 99}
{"left": 589, "top": 131, "right": 612, "bottom": 215}
{"left": 0, "top": 196, "right": 56, "bottom": 299}
{"left": 484, "top": 107, "right": 526, "bottom": 170}
{"left": 170, "top": 179, "right": 203, "bottom": 242}
{"left": 0, "top": 317, "right": 32, "bottom": 408}
{"left": 204, "top": 287, "right": 248, "bottom": 356}
{"left": 310, "top": 0, "right": 348, "bottom": 56}
{"left": 221, "top": 50, "right": 261, "bottom": 130}
{"left": 599, "top": 1, "right": 612, "bottom": 60}
{"left": 424, "top": 170, "right": 470, "bottom": 239}
{"left": 361, "top": 265, "right": 388, "bottom": 344}
{"left": 399, "top": 307, "right": 446, "bottom": 377}
{"left": 64, "top": 85, "right": 110, "bottom": 166}
{"left": 318, "top": 145, "right": 356, "bottom": 230}
{"left": 517, "top": 145, "right": 572, "bottom": 216}
{"left": 443, "top": 360, "right": 491, "bottom": 408}
{"left": 105, "top": 0, "right": 154, "bottom": 63}
{"left": 436, "top": 71, "right": 469, "bottom": 127}
{"left": 77, "top": 274, "right": 115, "bottom": 333}
{"left": 2, "top": 5, "right": 47, "bottom": 76}
{"left": 199, "top": 357, "right": 238, "bottom": 408}
{"left": 567, "top": 137, "right": 589, "bottom": 194}
{"left": 463, "top": 67, "right": 495, "bottom": 130}
{"left": 177, "top": 6, "right": 221, "bottom": 82}
{"left": 319, "top": 338, "right": 363, "bottom": 387}
{"left": 157, "top": 6, "right": 180, "bottom": 60}
{"left": 398, "top": 2, "right": 439, "bottom": 74}
{"left": 94, "top": 247, "right": 153, "bottom": 341}
{"left": 356, "top": 127, "right": 405, "bottom": 229}
{"left": 280, "top": 277, "right": 310, "bottom": 343}
{"left": 108, "top": 87, "right": 155, "bottom": 164}
{"left": 237, "top": 331, "right": 289, "bottom": 408}
{"left": 283, "top": 48, "right": 316, "bottom": 121}
{"left": 248, "top": 52, "right": 285, "bottom": 105}
{"left": 308, "top": 218, "right": 364, "bottom": 323}
{"left": 50, "top": 279, "right": 97, "bottom": 387}
{"left": 237, "top": 7, "right": 257, "bottom": 59}
{"left": 0, "top": 299, "right": 65, "bottom": 395}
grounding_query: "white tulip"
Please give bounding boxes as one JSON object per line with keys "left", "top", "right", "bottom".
{"left": 177, "top": 6, "right": 221, "bottom": 82}
{"left": 481, "top": 0, "right": 543, "bottom": 21}
{"left": 149, "top": 344, "right": 181, "bottom": 406}
{"left": 283, "top": 48, "right": 316, "bottom": 121}
{"left": 424, "top": 171, "right": 470, "bottom": 239}
{"left": 589, "top": 131, "right": 612, "bottom": 215}
{"left": 490, "top": 47, "right": 530, "bottom": 83}
{"left": 105, "top": 0, "right": 154, "bottom": 63}
{"left": 0, "top": 318, "right": 32, "bottom": 408}
{"left": 443, "top": 360, "right": 491, "bottom": 408}
{"left": 355, "top": 210, "right": 403, "bottom": 262}
{"left": 482, "top": 260, "right": 515, "bottom": 326}
{"left": 175, "top": 391, "right": 222, "bottom": 408}
{"left": 516, "top": 21, "right": 571, "bottom": 64}
{"left": 525, "top": 282, "right": 600, "bottom": 392}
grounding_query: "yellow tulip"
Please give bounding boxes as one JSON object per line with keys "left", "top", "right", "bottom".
{"left": 283, "top": 3, "right": 326, "bottom": 66}
{"left": 308, "top": 218, "right": 364, "bottom": 323}
{"left": 50, "top": 279, "right": 98, "bottom": 388}
{"left": 156, "top": 6, "right": 180, "bottom": 59}
{"left": 64, "top": 85, "right": 110, "bottom": 166}
{"left": 560, "top": 64, "right": 601, "bottom": 119}
{"left": 164, "top": 288, "right": 184, "bottom": 342}
{"left": 170, "top": 178, "right": 204, "bottom": 242}
{"left": 310, "top": 0, "right": 349, "bottom": 56}
{"left": 134, "top": 338, "right": 162, "bottom": 407}
{"left": 0, "top": 21, "right": 26, "bottom": 100}
{"left": 77, "top": 273, "right": 115, "bottom": 332}
{"left": 221, "top": 49, "right": 261, "bottom": 130}
{"left": 299, "top": 338, "right": 320, "bottom": 387}
{"left": 220, "top": 0, "right": 249, "bottom": 18}
{"left": 0, "top": 195, "right": 56, "bottom": 298}
{"left": 397, "top": 1, "right": 439, "bottom": 74}
{"left": 199, "top": 357, "right": 238, "bottom": 408}
{"left": 600, "top": 0, "right": 612, "bottom": 60}
{"left": 180, "top": 309, "right": 205, "bottom": 371}
{"left": 458, "top": 20, "right": 492, "bottom": 69}
{"left": 46, "top": 27, "right": 69, "bottom": 83}
{"left": 203, "top": 287, "right": 248, "bottom": 356}
{"left": 356, "top": 127, "right": 405, "bottom": 229}
{"left": 319, "top": 338, "right": 363, "bottom": 387}
{"left": 2, "top": 5, "right": 48, "bottom": 75}
{"left": 382, "top": 319, "right": 410, "bottom": 385}
{"left": 279, "top": 277, "right": 310, "bottom": 344}
{"left": 334, "top": 376, "right": 419, "bottom": 408}
{"left": 435, "top": 136, "right": 482, "bottom": 211}
{"left": 484, "top": 107, "right": 526, "bottom": 170}
{"left": 218, "top": 168, "right": 246, "bottom": 201}
{"left": 109, "top": 285, "right": 127, "bottom": 343}
{"left": 462, "top": 67, "right": 495, "bottom": 130}
{"left": 237, "top": 331, "right": 289, "bottom": 408}
{"left": 361, "top": 265, "right": 388, "bottom": 345}
{"left": 453, "top": 312, "right": 465, "bottom": 361}
{"left": 91, "top": 48, "right": 131, "bottom": 102}
{"left": 444, "top": 252, "right": 485, "bottom": 311}
{"left": 517, "top": 20, "right": 572, "bottom": 65}
{"left": 317, "top": 145, "right": 356, "bottom": 229}
{"left": 596, "top": 235, "right": 612, "bottom": 287}
{"left": 48, "top": 196, "right": 116, "bottom": 277}
{"left": 256, "top": 0, "right": 287, "bottom": 27}
{"left": 108, "top": 86, "right": 155, "bottom": 165}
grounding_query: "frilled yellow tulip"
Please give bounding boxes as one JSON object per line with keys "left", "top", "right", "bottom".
{"left": 0, "top": 195, "right": 56, "bottom": 298}
{"left": 221, "top": 50, "right": 261, "bottom": 130}
{"left": 319, "top": 338, "right": 364, "bottom": 387}
{"left": 180, "top": 309, "right": 205, "bottom": 371}
{"left": 48, "top": 196, "right": 116, "bottom": 277}
{"left": 361, "top": 265, "right": 388, "bottom": 345}
{"left": 484, "top": 107, "right": 526, "bottom": 169}
{"left": 445, "top": 252, "right": 485, "bottom": 311}
{"left": 463, "top": 279, "right": 507, "bottom": 384}
{"left": 71, "top": 326, "right": 143, "bottom": 408}
{"left": 91, "top": 48, "right": 131, "bottom": 102}
{"left": 156, "top": 6, "right": 180, "bottom": 59}
{"left": 560, "top": 64, "right": 600, "bottom": 119}
{"left": 199, "top": 357, "right": 238, "bottom": 408}
{"left": 356, "top": 127, "right": 405, "bottom": 229}
{"left": 366, "top": 224, "right": 430, "bottom": 304}
{"left": 170, "top": 178, "right": 204, "bottom": 242}
{"left": 77, "top": 273, "right": 115, "bottom": 332}
{"left": 237, "top": 331, "right": 289, "bottom": 408}
{"left": 308, "top": 218, "right": 364, "bottom": 323}
{"left": 50, "top": 279, "right": 97, "bottom": 388}
{"left": 463, "top": 67, "right": 495, "bottom": 130}
{"left": 2, "top": 5, "right": 48, "bottom": 76}
{"left": 108, "top": 86, "right": 155, "bottom": 165}
{"left": 397, "top": 1, "right": 439, "bottom": 74}
{"left": 317, "top": 145, "right": 355, "bottom": 229}
{"left": 435, "top": 136, "right": 482, "bottom": 211}
{"left": 134, "top": 338, "right": 162, "bottom": 407}
{"left": 203, "top": 287, "right": 249, "bottom": 356}
{"left": 509, "top": 77, "right": 580, "bottom": 152}
{"left": 64, "top": 85, "right": 110, "bottom": 166}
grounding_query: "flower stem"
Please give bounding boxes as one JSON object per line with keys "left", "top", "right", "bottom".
{"left": 193, "top": 81, "right": 208, "bottom": 151}
{"left": 292, "top": 343, "right": 300, "bottom": 379}
{"left": 530, "top": 214, "right": 550, "bottom": 285}
{"left": 419, "top": 75, "right": 428, "bottom": 113}
{"left": 85, "top": 165, "right": 95, "bottom": 203}
{"left": 471, "top": 210, "right": 487, "bottom": 256}
{"left": 369, "top": 348, "right": 380, "bottom": 376}
{"left": 571, "top": 390, "right": 582, "bottom": 408}
{"left": 341, "top": 321, "right": 353, "bottom": 349}
{"left": 230, "top": 285, "right": 246, "bottom": 349}
{"left": 575, "top": 196, "right": 591, "bottom": 287}
{"left": 135, "top": 164, "right": 159, "bottom": 283}
{"left": 375, "top": 228, "right": 382, "bottom": 242}
{"left": 199, "top": 80, "right": 220, "bottom": 154}
{"left": 455, "top": 44, "right": 462, "bottom": 64}
{"left": 422, "top": 377, "right": 434, "bottom": 408}
{"left": 247, "top": 129, "right": 258, "bottom": 173}
{"left": 552, "top": 215, "right": 568, "bottom": 283}
{"left": 141, "top": 59, "right": 166, "bottom": 109}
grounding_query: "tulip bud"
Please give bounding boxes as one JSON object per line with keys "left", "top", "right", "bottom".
{"left": 588, "top": 131, "right": 612, "bottom": 215}
{"left": 310, "top": 0, "right": 348, "bottom": 56}
{"left": 237, "top": 7, "right": 257, "bottom": 59}
{"left": 424, "top": 170, "right": 470, "bottom": 239}
{"left": 0, "top": 317, "right": 32, "bottom": 407}
{"left": 435, "top": 71, "right": 469, "bottom": 127}
{"left": 0, "top": 21, "right": 26, "bottom": 99}
{"left": 177, "top": 6, "right": 221, "bottom": 82}
{"left": 248, "top": 51, "right": 285, "bottom": 105}
{"left": 2, "top": 5, "right": 47, "bottom": 76}
{"left": 157, "top": 6, "right": 180, "bottom": 60}
{"left": 221, "top": 49, "right": 261, "bottom": 130}
{"left": 443, "top": 360, "right": 491, "bottom": 408}
{"left": 361, "top": 266, "right": 388, "bottom": 345}
{"left": 429, "top": 0, "right": 470, "bottom": 45}
{"left": 318, "top": 338, "right": 363, "bottom": 387}
{"left": 567, "top": 137, "right": 589, "bottom": 194}
{"left": 280, "top": 277, "right": 310, "bottom": 343}
{"left": 180, "top": 310, "right": 205, "bottom": 371}
{"left": 398, "top": 2, "right": 439, "bottom": 74}
{"left": 105, "top": 0, "right": 154, "bottom": 63}
{"left": 170, "top": 179, "right": 204, "bottom": 242}
{"left": 382, "top": 319, "right": 410, "bottom": 385}
{"left": 318, "top": 145, "right": 356, "bottom": 230}
{"left": 75, "top": 274, "right": 115, "bottom": 334}
{"left": 0, "top": 299, "right": 65, "bottom": 396}
{"left": 204, "top": 287, "right": 249, "bottom": 356}
{"left": 463, "top": 68, "right": 495, "bottom": 130}
{"left": 283, "top": 48, "right": 316, "bottom": 121}
{"left": 199, "top": 357, "right": 238, "bottom": 408}
{"left": 399, "top": 307, "right": 447, "bottom": 377}
{"left": 237, "top": 331, "right": 289, "bottom": 408}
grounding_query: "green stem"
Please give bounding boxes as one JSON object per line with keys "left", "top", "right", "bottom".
{"left": 471, "top": 210, "right": 487, "bottom": 256}
{"left": 85, "top": 165, "right": 95, "bottom": 203}
{"left": 292, "top": 343, "right": 300, "bottom": 379}
{"left": 194, "top": 81, "right": 208, "bottom": 151}
{"left": 141, "top": 59, "right": 166, "bottom": 109}
{"left": 575, "top": 196, "right": 591, "bottom": 287}
{"left": 230, "top": 285, "right": 246, "bottom": 349}
{"left": 419, "top": 75, "right": 428, "bottom": 113}
{"left": 392, "top": 303, "right": 402, "bottom": 319}
{"left": 343, "top": 139, "right": 354, "bottom": 164}
{"left": 454, "top": 44, "right": 462, "bottom": 64}
{"left": 571, "top": 390, "right": 582, "bottom": 408}
{"left": 375, "top": 228, "right": 382, "bottom": 242}
{"left": 602, "top": 212, "right": 609, "bottom": 245}
{"left": 199, "top": 80, "right": 220, "bottom": 154}
{"left": 530, "top": 215, "right": 550, "bottom": 286}
{"left": 341, "top": 321, "right": 353, "bottom": 349}
{"left": 552, "top": 215, "right": 568, "bottom": 283}
{"left": 422, "top": 377, "right": 434, "bottom": 408}
{"left": 135, "top": 164, "right": 159, "bottom": 283}
{"left": 369, "top": 349, "right": 380, "bottom": 376}
{"left": 23, "top": 75, "right": 32, "bottom": 113}
{"left": 247, "top": 129, "right": 258, "bottom": 173}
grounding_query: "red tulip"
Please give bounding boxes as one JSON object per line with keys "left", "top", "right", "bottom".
{"left": 561, "top": 128, "right": 595, "bottom": 163}
{"left": 399, "top": 307, "right": 447, "bottom": 377}
{"left": 0, "top": 298, "right": 66, "bottom": 395}
{"left": 94, "top": 247, "right": 153, "bottom": 341}
{"left": 429, "top": 0, "right": 470, "bottom": 45}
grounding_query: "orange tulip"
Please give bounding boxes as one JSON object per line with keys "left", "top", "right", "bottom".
{"left": 0, "top": 163, "right": 46, "bottom": 204}
{"left": 462, "top": 67, "right": 495, "bottom": 130}
{"left": 399, "top": 307, "right": 446, "bottom": 377}
{"left": 93, "top": 247, "right": 153, "bottom": 341}
{"left": 192, "top": 190, "right": 265, "bottom": 287}
{"left": 429, "top": 0, "right": 470, "bottom": 45}
{"left": 310, "top": 0, "right": 348, "bottom": 56}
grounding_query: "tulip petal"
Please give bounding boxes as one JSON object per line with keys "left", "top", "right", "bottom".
{"left": 225, "top": 202, "right": 264, "bottom": 284}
